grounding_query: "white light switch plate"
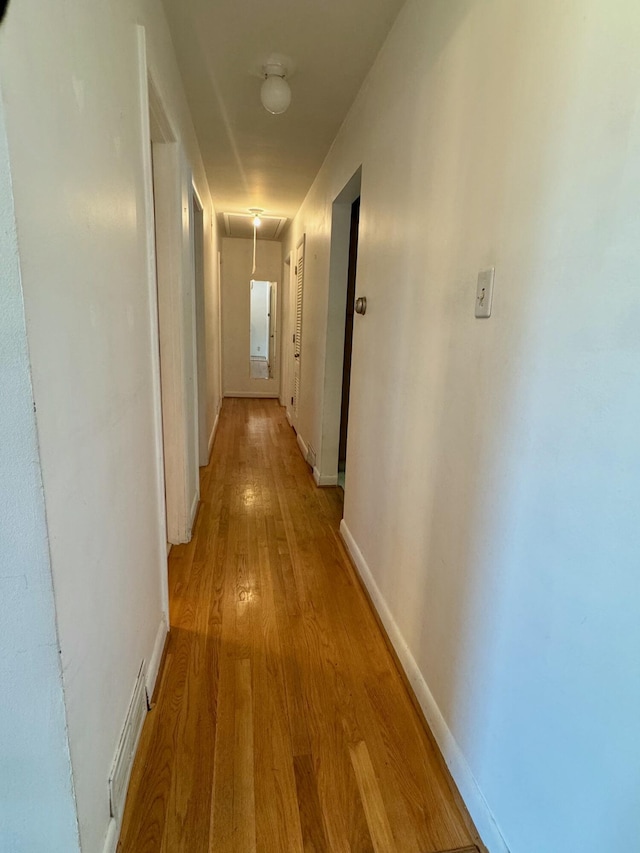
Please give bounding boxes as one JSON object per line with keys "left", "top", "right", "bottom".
{"left": 475, "top": 267, "right": 495, "bottom": 318}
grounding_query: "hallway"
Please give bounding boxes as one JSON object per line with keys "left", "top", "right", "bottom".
{"left": 118, "top": 399, "right": 478, "bottom": 853}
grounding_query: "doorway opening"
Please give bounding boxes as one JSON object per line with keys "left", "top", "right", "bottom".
{"left": 249, "top": 279, "right": 277, "bottom": 380}
{"left": 290, "top": 236, "right": 305, "bottom": 432}
{"left": 316, "top": 168, "right": 361, "bottom": 494}
{"left": 145, "top": 73, "right": 200, "bottom": 549}
{"left": 338, "top": 197, "right": 360, "bottom": 490}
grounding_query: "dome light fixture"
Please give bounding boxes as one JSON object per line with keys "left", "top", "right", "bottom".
{"left": 260, "top": 63, "right": 291, "bottom": 115}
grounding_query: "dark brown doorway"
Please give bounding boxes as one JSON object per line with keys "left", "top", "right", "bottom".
{"left": 338, "top": 197, "right": 360, "bottom": 478}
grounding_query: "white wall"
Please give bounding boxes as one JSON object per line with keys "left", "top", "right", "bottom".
{"left": 250, "top": 280, "right": 270, "bottom": 359}
{"left": 284, "top": 2, "right": 640, "bottom": 851}
{"left": 222, "top": 238, "right": 282, "bottom": 397}
{"left": 0, "top": 91, "right": 80, "bottom": 853}
{"left": 0, "top": 1, "right": 222, "bottom": 851}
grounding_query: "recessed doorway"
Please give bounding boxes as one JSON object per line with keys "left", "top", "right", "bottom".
{"left": 249, "top": 279, "right": 277, "bottom": 380}
{"left": 338, "top": 197, "right": 360, "bottom": 490}
{"left": 316, "top": 168, "right": 362, "bottom": 494}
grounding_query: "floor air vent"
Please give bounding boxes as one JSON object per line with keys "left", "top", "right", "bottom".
{"left": 108, "top": 661, "right": 148, "bottom": 822}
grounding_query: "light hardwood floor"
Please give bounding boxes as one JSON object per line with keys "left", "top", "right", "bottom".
{"left": 118, "top": 398, "right": 480, "bottom": 853}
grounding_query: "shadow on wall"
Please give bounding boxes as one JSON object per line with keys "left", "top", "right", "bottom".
{"left": 160, "top": 0, "right": 249, "bottom": 193}
{"left": 409, "top": 0, "right": 564, "bottom": 771}
{"left": 354, "top": 2, "right": 535, "bottom": 781}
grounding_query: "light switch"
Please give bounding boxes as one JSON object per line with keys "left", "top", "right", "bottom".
{"left": 475, "top": 267, "right": 495, "bottom": 318}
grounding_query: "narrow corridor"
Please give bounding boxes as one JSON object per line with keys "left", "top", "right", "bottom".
{"left": 118, "top": 399, "right": 478, "bottom": 852}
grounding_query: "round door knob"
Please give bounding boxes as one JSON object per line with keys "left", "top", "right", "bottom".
{"left": 355, "top": 296, "right": 367, "bottom": 316}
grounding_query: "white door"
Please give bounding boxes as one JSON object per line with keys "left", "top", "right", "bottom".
{"left": 292, "top": 238, "right": 305, "bottom": 429}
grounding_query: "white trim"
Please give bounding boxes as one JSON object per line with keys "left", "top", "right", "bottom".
{"left": 189, "top": 491, "right": 199, "bottom": 533}
{"left": 339, "top": 519, "right": 510, "bottom": 853}
{"left": 313, "top": 468, "right": 339, "bottom": 487}
{"left": 192, "top": 187, "right": 208, "bottom": 468}
{"left": 102, "top": 616, "right": 168, "bottom": 853}
{"left": 280, "top": 249, "right": 294, "bottom": 410}
{"left": 286, "top": 409, "right": 294, "bottom": 428}
{"left": 184, "top": 158, "right": 201, "bottom": 531}
{"left": 102, "top": 817, "right": 118, "bottom": 853}
{"left": 145, "top": 66, "right": 194, "bottom": 545}
{"left": 296, "top": 431, "right": 308, "bottom": 461}
{"left": 136, "top": 25, "right": 170, "bottom": 627}
{"left": 224, "top": 391, "right": 280, "bottom": 399}
{"left": 291, "top": 235, "right": 306, "bottom": 433}
{"left": 103, "top": 660, "right": 150, "bottom": 853}
{"left": 320, "top": 169, "right": 362, "bottom": 484}
{"left": 146, "top": 617, "right": 169, "bottom": 703}
{"left": 207, "top": 410, "right": 220, "bottom": 461}
{"left": 192, "top": 181, "right": 205, "bottom": 214}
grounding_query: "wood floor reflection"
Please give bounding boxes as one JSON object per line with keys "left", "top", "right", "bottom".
{"left": 118, "top": 398, "right": 479, "bottom": 853}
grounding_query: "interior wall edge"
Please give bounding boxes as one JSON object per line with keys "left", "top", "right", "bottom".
{"left": 0, "top": 91, "right": 81, "bottom": 852}
{"left": 313, "top": 468, "right": 339, "bottom": 487}
{"left": 136, "top": 23, "right": 170, "bottom": 626}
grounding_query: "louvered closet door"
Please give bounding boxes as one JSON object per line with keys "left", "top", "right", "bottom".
{"left": 292, "top": 238, "right": 305, "bottom": 426}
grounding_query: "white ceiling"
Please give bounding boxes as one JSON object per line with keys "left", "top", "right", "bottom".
{"left": 161, "top": 0, "right": 405, "bottom": 225}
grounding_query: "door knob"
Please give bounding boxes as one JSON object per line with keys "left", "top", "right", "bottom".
{"left": 355, "top": 297, "right": 367, "bottom": 316}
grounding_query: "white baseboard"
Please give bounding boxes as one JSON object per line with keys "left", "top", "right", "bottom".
{"left": 286, "top": 409, "right": 293, "bottom": 427}
{"left": 339, "top": 520, "right": 509, "bottom": 853}
{"left": 146, "top": 617, "right": 169, "bottom": 703}
{"left": 189, "top": 491, "right": 199, "bottom": 533}
{"left": 296, "top": 432, "right": 308, "bottom": 461}
{"left": 224, "top": 391, "right": 280, "bottom": 398}
{"left": 101, "top": 617, "right": 168, "bottom": 853}
{"left": 102, "top": 816, "right": 118, "bottom": 853}
{"left": 313, "top": 467, "right": 339, "bottom": 487}
{"left": 207, "top": 410, "right": 220, "bottom": 461}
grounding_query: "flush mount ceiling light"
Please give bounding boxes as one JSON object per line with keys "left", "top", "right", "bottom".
{"left": 260, "top": 63, "right": 291, "bottom": 115}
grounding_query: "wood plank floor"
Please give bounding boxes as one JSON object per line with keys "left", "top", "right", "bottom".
{"left": 118, "top": 398, "right": 479, "bottom": 853}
